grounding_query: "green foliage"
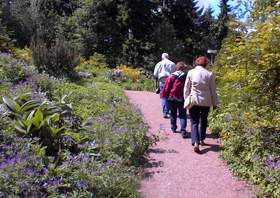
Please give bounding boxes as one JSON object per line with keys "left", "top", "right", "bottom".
{"left": 12, "top": 47, "right": 32, "bottom": 64}
{"left": 0, "top": 52, "right": 34, "bottom": 82}
{"left": 104, "top": 65, "right": 154, "bottom": 91}
{"left": 209, "top": 12, "right": 280, "bottom": 197}
{"left": 31, "top": 37, "right": 80, "bottom": 78}
{"left": 75, "top": 53, "right": 109, "bottom": 80}
{"left": 0, "top": 52, "right": 151, "bottom": 197}
{"left": 53, "top": 81, "right": 152, "bottom": 165}
{"left": 2, "top": 93, "right": 83, "bottom": 156}
{"left": 0, "top": 9, "right": 11, "bottom": 51}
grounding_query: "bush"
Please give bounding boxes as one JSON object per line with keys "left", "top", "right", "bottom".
{"left": 104, "top": 65, "right": 154, "bottom": 91}
{"left": 12, "top": 47, "right": 32, "bottom": 64}
{"left": 209, "top": 15, "right": 280, "bottom": 197}
{"left": 31, "top": 38, "right": 80, "bottom": 78}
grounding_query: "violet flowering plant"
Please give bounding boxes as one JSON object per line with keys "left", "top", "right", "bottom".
{"left": 0, "top": 51, "right": 34, "bottom": 83}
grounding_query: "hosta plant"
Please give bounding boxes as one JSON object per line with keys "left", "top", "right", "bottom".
{"left": 2, "top": 93, "right": 85, "bottom": 157}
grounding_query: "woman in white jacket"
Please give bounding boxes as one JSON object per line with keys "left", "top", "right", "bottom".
{"left": 184, "top": 56, "right": 219, "bottom": 153}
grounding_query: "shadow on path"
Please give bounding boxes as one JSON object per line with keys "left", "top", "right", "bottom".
{"left": 140, "top": 148, "right": 179, "bottom": 180}
{"left": 147, "top": 148, "right": 178, "bottom": 154}
{"left": 200, "top": 143, "right": 220, "bottom": 154}
{"left": 199, "top": 133, "right": 221, "bottom": 154}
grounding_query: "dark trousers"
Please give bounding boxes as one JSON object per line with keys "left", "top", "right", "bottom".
{"left": 189, "top": 105, "right": 210, "bottom": 145}
{"left": 168, "top": 100, "right": 186, "bottom": 132}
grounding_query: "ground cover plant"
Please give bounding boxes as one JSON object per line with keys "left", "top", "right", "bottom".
{"left": 0, "top": 52, "right": 153, "bottom": 197}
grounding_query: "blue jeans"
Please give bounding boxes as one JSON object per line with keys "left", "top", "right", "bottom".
{"left": 159, "top": 81, "right": 169, "bottom": 114}
{"left": 168, "top": 100, "right": 186, "bottom": 132}
{"left": 189, "top": 106, "right": 210, "bottom": 145}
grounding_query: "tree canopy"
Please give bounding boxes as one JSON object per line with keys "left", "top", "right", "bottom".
{"left": 0, "top": 0, "right": 230, "bottom": 70}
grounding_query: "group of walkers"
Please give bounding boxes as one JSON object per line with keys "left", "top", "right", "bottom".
{"left": 154, "top": 53, "right": 219, "bottom": 153}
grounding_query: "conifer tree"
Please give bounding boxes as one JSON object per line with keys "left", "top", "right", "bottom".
{"left": 215, "top": 0, "right": 231, "bottom": 49}
{"left": 197, "top": 7, "right": 216, "bottom": 53}
{"left": 162, "top": 0, "right": 201, "bottom": 59}
{"left": 117, "top": 0, "right": 160, "bottom": 68}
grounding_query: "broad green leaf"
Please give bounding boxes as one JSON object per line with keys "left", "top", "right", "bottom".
{"left": 13, "top": 92, "right": 32, "bottom": 103}
{"left": 2, "top": 96, "right": 21, "bottom": 113}
{"left": 21, "top": 100, "right": 41, "bottom": 112}
{"left": 15, "top": 124, "right": 27, "bottom": 135}
{"left": 27, "top": 110, "right": 36, "bottom": 120}
{"left": 32, "top": 110, "right": 44, "bottom": 128}
{"left": 50, "top": 126, "right": 65, "bottom": 138}
{"left": 49, "top": 113, "right": 60, "bottom": 122}
{"left": 61, "top": 95, "right": 68, "bottom": 104}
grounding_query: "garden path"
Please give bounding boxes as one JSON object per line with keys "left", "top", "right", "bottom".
{"left": 125, "top": 90, "right": 255, "bottom": 198}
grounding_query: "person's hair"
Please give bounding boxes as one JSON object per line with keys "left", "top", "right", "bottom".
{"left": 161, "top": 53, "right": 169, "bottom": 59}
{"left": 195, "top": 56, "right": 209, "bottom": 67}
{"left": 176, "top": 61, "right": 186, "bottom": 71}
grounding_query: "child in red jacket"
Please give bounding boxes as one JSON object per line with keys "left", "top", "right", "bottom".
{"left": 161, "top": 62, "right": 191, "bottom": 138}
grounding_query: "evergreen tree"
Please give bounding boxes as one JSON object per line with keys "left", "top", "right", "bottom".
{"left": 117, "top": 0, "right": 160, "bottom": 68}
{"left": 76, "top": 0, "right": 123, "bottom": 65}
{"left": 151, "top": 18, "right": 185, "bottom": 63}
{"left": 197, "top": 7, "right": 216, "bottom": 54}
{"left": 215, "top": 0, "right": 231, "bottom": 49}
{"left": 0, "top": 8, "right": 11, "bottom": 51}
{"left": 163, "top": 0, "right": 201, "bottom": 59}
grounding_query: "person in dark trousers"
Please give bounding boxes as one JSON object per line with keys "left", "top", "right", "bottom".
{"left": 184, "top": 56, "right": 219, "bottom": 153}
{"left": 161, "top": 62, "right": 192, "bottom": 138}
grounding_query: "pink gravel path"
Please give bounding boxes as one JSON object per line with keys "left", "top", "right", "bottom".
{"left": 125, "top": 90, "right": 255, "bottom": 198}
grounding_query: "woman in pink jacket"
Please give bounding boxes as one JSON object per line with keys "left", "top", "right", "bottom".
{"left": 161, "top": 62, "right": 191, "bottom": 138}
{"left": 184, "top": 56, "right": 219, "bottom": 153}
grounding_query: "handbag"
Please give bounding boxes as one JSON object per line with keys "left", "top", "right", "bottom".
{"left": 184, "top": 95, "right": 194, "bottom": 109}
{"left": 155, "top": 79, "right": 160, "bottom": 94}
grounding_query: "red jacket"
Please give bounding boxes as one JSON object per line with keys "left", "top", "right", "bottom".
{"left": 161, "top": 71, "right": 187, "bottom": 102}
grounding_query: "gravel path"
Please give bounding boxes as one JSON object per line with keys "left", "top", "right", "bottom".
{"left": 125, "top": 90, "right": 255, "bottom": 198}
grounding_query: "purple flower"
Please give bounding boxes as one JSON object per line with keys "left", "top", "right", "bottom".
{"left": 41, "top": 182, "right": 48, "bottom": 189}
{"left": 106, "top": 159, "right": 112, "bottom": 166}
{"left": 5, "top": 157, "right": 16, "bottom": 165}
{"left": 21, "top": 189, "right": 28, "bottom": 197}
{"left": 88, "top": 140, "right": 96, "bottom": 148}
{"left": 266, "top": 160, "right": 280, "bottom": 168}
{"left": 31, "top": 183, "right": 40, "bottom": 190}
{"left": 1, "top": 144, "right": 10, "bottom": 150}
{"left": 41, "top": 167, "right": 48, "bottom": 175}
{"left": 62, "top": 137, "right": 74, "bottom": 144}
{"left": 75, "top": 180, "right": 88, "bottom": 189}
{"left": 25, "top": 168, "right": 35, "bottom": 176}
{"left": 51, "top": 177, "right": 60, "bottom": 187}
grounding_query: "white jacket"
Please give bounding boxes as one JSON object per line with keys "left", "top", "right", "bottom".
{"left": 154, "top": 58, "right": 176, "bottom": 82}
{"left": 184, "top": 66, "right": 219, "bottom": 107}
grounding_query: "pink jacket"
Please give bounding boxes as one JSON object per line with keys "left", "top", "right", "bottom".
{"left": 161, "top": 71, "right": 186, "bottom": 101}
{"left": 184, "top": 66, "right": 219, "bottom": 107}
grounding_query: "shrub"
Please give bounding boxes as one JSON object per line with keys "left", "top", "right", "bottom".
{"left": 209, "top": 15, "right": 280, "bottom": 197}
{"left": 11, "top": 47, "right": 32, "bottom": 64}
{"left": 31, "top": 38, "right": 80, "bottom": 78}
{"left": 119, "top": 64, "right": 141, "bottom": 83}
